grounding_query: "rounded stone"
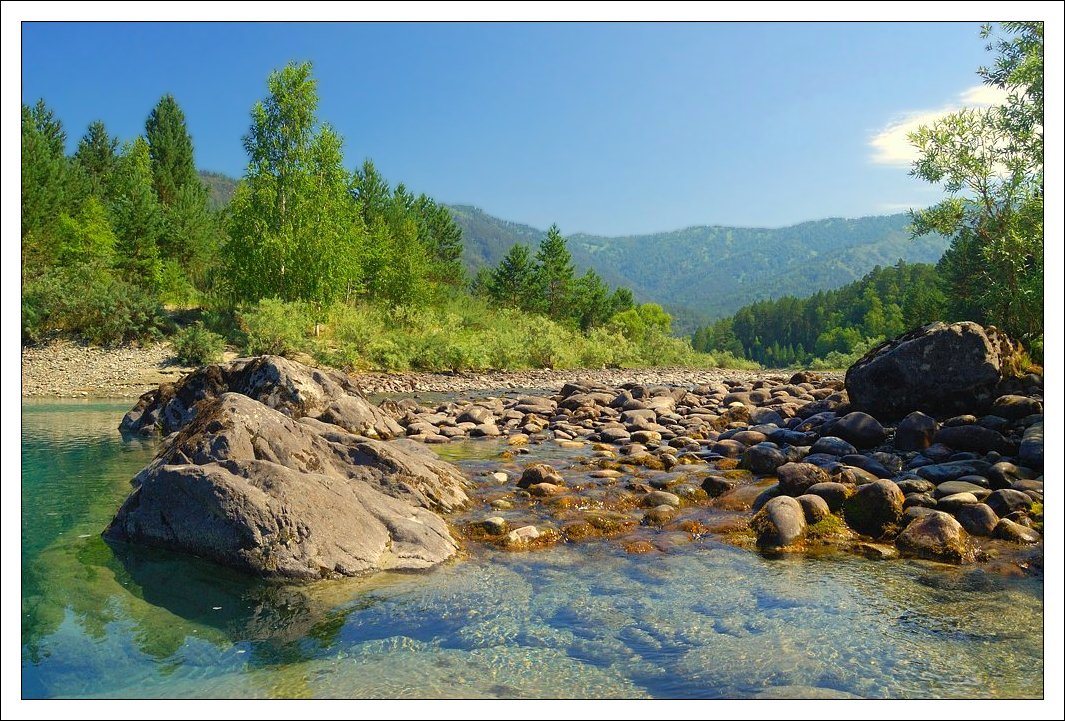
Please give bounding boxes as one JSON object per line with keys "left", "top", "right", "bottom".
{"left": 805, "top": 482, "right": 854, "bottom": 512}
{"left": 935, "top": 492, "right": 979, "bottom": 514}
{"left": 894, "top": 411, "right": 938, "bottom": 451}
{"left": 896, "top": 511, "right": 973, "bottom": 563}
{"left": 481, "top": 517, "right": 509, "bottom": 534}
{"left": 751, "top": 495, "right": 806, "bottom": 547}
{"left": 993, "top": 518, "right": 1041, "bottom": 544}
{"left": 776, "top": 462, "right": 832, "bottom": 497}
{"left": 518, "top": 464, "right": 564, "bottom": 488}
{"left": 842, "top": 479, "right": 904, "bottom": 538}
{"left": 827, "top": 412, "right": 887, "bottom": 449}
{"left": 934, "top": 480, "right": 991, "bottom": 500}
{"left": 644, "top": 490, "right": 681, "bottom": 508}
{"left": 796, "top": 494, "right": 831, "bottom": 524}
{"left": 986, "top": 488, "right": 1034, "bottom": 517}
{"left": 954, "top": 503, "right": 999, "bottom": 537}
{"left": 810, "top": 436, "right": 858, "bottom": 457}
{"left": 739, "top": 443, "right": 788, "bottom": 475}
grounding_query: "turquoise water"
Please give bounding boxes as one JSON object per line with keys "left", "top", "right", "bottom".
{"left": 21, "top": 401, "right": 1044, "bottom": 699}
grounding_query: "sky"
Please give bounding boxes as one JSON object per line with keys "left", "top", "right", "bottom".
{"left": 9, "top": 13, "right": 1047, "bottom": 237}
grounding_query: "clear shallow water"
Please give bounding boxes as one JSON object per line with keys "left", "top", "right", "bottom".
{"left": 21, "top": 401, "right": 1044, "bottom": 699}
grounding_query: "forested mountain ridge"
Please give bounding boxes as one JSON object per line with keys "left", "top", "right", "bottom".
{"left": 450, "top": 205, "right": 950, "bottom": 331}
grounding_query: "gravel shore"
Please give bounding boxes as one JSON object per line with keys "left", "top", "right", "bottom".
{"left": 21, "top": 339, "right": 823, "bottom": 399}
{"left": 21, "top": 340, "right": 197, "bottom": 398}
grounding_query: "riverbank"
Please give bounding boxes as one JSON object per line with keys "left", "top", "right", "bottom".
{"left": 21, "top": 339, "right": 811, "bottom": 398}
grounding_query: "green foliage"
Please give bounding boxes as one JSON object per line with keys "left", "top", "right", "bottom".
{"left": 238, "top": 298, "right": 312, "bottom": 356}
{"left": 22, "top": 265, "right": 167, "bottom": 346}
{"left": 54, "top": 197, "right": 117, "bottom": 268}
{"left": 693, "top": 261, "right": 943, "bottom": 367}
{"left": 909, "top": 22, "right": 1043, "bottom": 342}
{"left": 172, "top": 322, "right": 225, "bottom": 365}
{"left": 481, "top": 225, "right": 634, "bottom": 333}
{"left": 225, "top": 61, "right": 362, "bottom": 306}
{"left": 485, "top": 243, "right": 538, "bottom": 308}
{"left": 535, "top": 224, "right": 576, "bottom": 318}
{"left": 159, "top": 182, "right": 223, "bottom": 290}
{"left": 22, "top": 100, "right": 78, "bottom": 243}
{"left": 240, "top": 297, "right": 745, "bottom": 373}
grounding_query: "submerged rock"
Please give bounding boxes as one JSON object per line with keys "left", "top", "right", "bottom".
{"left": 105, "top": 393, "right": 470, "bottom": 580}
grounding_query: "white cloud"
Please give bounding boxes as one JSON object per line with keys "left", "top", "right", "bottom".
{"left": 868, "top": 84, "right": 1010, "bottom": 167}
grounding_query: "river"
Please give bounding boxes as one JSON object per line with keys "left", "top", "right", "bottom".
{"left": 20, "top": 399, "right": 1043, "bottom": 699}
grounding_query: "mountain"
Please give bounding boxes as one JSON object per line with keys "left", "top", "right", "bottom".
{"left": 199, "top": 170, "right": 239, "bottom": 211}
{"left": 449, "top": 205, "right": 949, "bottom": 333}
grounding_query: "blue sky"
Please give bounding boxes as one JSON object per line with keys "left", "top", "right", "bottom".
{"left": 21, "top": 20, "right": 1006, "bottom": 235}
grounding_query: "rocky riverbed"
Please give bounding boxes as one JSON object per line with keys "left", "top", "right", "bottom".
{"left": 111, "top": 321, "right": 1043, "bottom": 579}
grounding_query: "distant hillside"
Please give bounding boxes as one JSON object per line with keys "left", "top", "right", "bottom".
{"left": 449, "top": 205, "right": 949, "bottom": 332}
{"left": 199, "top": 170, "right": 239, "bottom": 211}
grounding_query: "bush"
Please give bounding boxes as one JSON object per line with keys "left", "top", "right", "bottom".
{"left": 22, "top": 265, "right": 167, "bottom": 346}
{"left": 172, "top": 322, "right": 225, "bottom": 365}
{"left": 239, "top": 298, "right": 311, "bottom": 356}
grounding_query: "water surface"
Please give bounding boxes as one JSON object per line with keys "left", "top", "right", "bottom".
{"left": 21, "top": 400, "right": 1044, "bottom": 699}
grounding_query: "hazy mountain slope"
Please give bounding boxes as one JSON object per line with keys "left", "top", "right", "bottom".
{"left": 450, "top": 205, "right": 949, "bottom": 330}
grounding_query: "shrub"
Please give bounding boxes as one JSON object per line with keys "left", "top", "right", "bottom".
{"left": 239, "top": 298, "right": 311, "bottom": 356}
{"left": 22, "top": 265, "right": 167, "bottom": 346}
{"left": 172, "top": 322, "right": 225, "bottom": 365}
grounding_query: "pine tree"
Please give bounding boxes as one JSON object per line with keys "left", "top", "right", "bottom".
{"left": 21, "top": 100, "right": 74, "bottom": 241}
{"left": 572, "top": 268, "right": 612, "bottom": 330}
{"left": 145, "top": 94, "right": 199, "bottom": 207}
{"left": 534, "top": 224, "right": 575, "bottom": 318}
{"left": 74, "top": 120, "right": 119, "bottom": 198}
{"left": 489, "top": 243, "right": 537, "bottom": 309}
{"left": 109, "top": 137, "right": 164, "bottom": 289}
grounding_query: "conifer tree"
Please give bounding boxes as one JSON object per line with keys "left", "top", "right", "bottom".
{"left": 534, "top": 224, "right": 575, "bottom": 318}
{"left": 145, "top": 94, "right": 199, "bottom": 206}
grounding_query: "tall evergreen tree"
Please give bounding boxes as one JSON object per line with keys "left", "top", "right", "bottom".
{"left": 21, "top": 100, "right": 74, "bottom": 241}
{"left": 145, "top": 94, "right": 199, "bottom": 207}
{"left": 74, "top": 120, "right": 119, "bottom": 198}
{"left": 534, "top": 224, "right": 575, "bottom": 318}
{"left": 572, "top": 268, "right": 612, "bottom": 330}
{"left": 489, "top": 243, "right": 538, "bottom": 309}
{"left": 109, "top": 137, "right": 164, "bottom": 289}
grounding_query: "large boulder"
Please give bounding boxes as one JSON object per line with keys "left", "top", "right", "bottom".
{"left": 120, "top": 355, "right": 404, "bottom": 440}
{"left": 105, "top": 393, "right": 471, "bottom": 580}
{"left": 845, "top": 322, "right": 1018, "bottom": 421}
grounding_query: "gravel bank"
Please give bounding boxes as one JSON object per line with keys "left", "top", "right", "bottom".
{"left": 21, "top": 340, "right": 196, "bottom": 398}
{"left": 21, "top": 340, "right": 830, "bottom": 399}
